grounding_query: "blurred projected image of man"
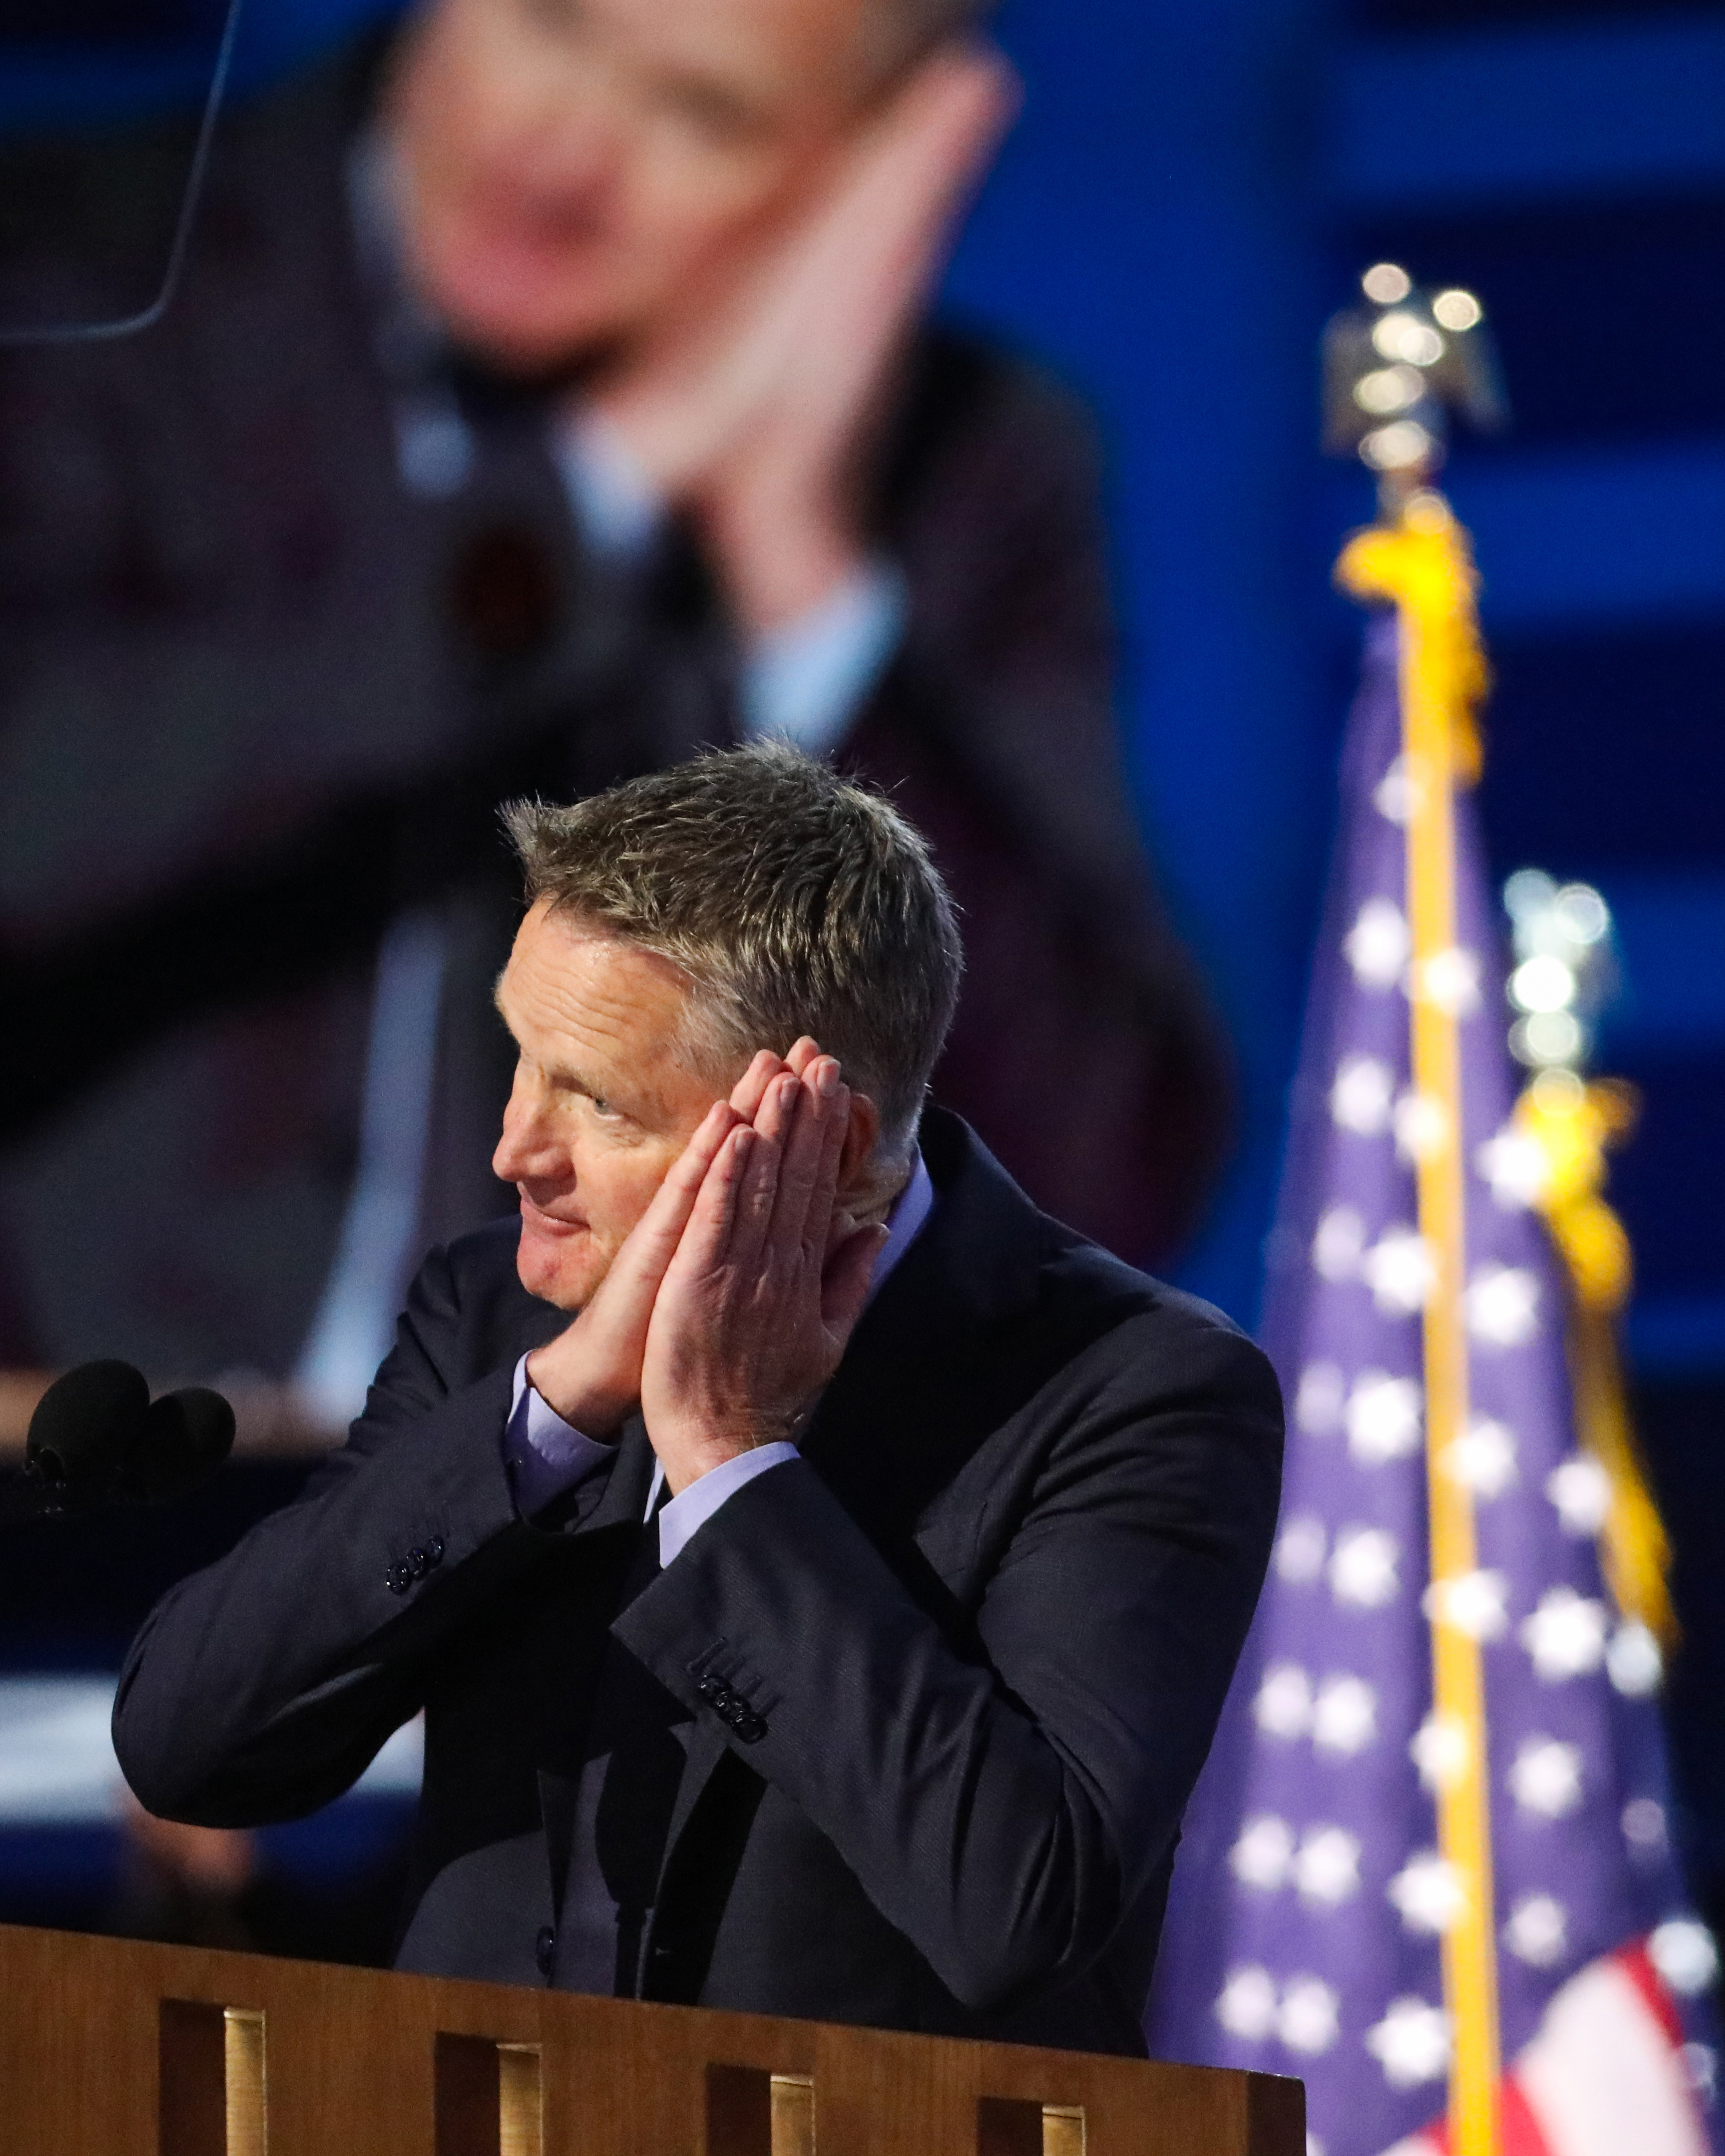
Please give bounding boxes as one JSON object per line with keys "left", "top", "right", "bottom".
{"left": 0, "top": 0, "right": 1226, "bottom": 1396}
{"left": 115, "top": 745, "right": 1282, "bottom": 2049}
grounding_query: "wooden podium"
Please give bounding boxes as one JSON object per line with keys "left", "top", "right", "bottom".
{"left": 0, "top": 1922, "right": 1301, "bottom": 2155}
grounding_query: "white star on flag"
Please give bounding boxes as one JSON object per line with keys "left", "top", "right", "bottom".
{"left": 1345, "top": 1371, "right": 1423, "bottom": 1465}
{"left": 1312, "top": 1675, "right": 1378, "bottom": 1757}
{"left": 1295, "top": 1826, "right": 1364, "bottom": 1908}
{"left": 1650, "top": 1920, "right": 1720, "bottom": 1997}
{"left": 1476, "top": 1123, "right": 1549, "bottom": 1210}
{"left": 1410, "top": 945, "right": 1482, "bottom": 1016}
{"left": 1280, "top": 1976, "right": 1343, "bottom": 2056}
{"left": 1330, "top": 1526, "right": 1401, "bottom": 1608}
{"left": 1364, "top": 1998, "right": 1451, "bottom": 2088}
{"left": 1331, "top": 1055, "right": 1395, "bottom": 1134}
{"left": 1441, "top": 1415, "right": 1518, "bottom": 1498}
{"left": 1392, "top": 1089, "right": 1449, "bottom": 1164}
{"left": 1313, "top": 1206, "right": 1366, "bottom": 1282}
{"left": 1519, "top": 1586, "right": 1609, "bottom": 1681}
{"left": 1231, "top": 1815, "right": 1295, "bottom": 1891}
{"left": 1294, "top": 1361, "right": 1345, "bottom": 1433}
{"left": 1546, "top": 1454, "right": 1611, "bottom": 1536}
{"left": 1423, "top": 1568, "right": 1509, "bottom": 1641}
{"left": 1372, "top": 754, "right": 1413, "bottom": 825}
{"left": 1607, "top": 1620, "right": 1664, "bottom": 1698}
{"left": 1254, "top": 1662, "right": 1314, "bottom": 1739}
{"left": 1273, "top": 1514, "right": 1328, "bottom": 1584}
{"left": 1465, "top": 1263, "right": 1541, "bottom": 1346}
{"left": 1623, "top": 1796, "right": 1668, "bottom": 1850}
{"left": 1387, "top": 1852, "right": 1466, "bottom": 1935}
{"left": 1410, "top": 1712, "right": 1471, "bottom": 1792}
{"left": 1503, "top": 1893, "right": 1568, "bottom": 1966}
{"left": 1362, "top": 1228, "right": 1437, "bottom": 1314}
{"left": 1343, "top": 898, "right": 1409, "bottom": 988}
{"left": 1509, "top": 1737, "right": 1584, "bottom": 1819}
{"left": 1215, "top": 1965, "right": 1279, "bottom": 2040}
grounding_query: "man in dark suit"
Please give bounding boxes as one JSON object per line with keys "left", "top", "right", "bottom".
{"left": 114, "top": 746, "right": 1281, "bottom": 2049}
{"left": 0, "top": 0, "right": 1227, "bottom": 1397}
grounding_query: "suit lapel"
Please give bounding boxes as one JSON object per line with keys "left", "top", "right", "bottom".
{"left": 536, "top": 1411, "right": 663, "bottom": 1925}
{"left": 800, "top": 1110, "right": 1044, "bottom": 1536}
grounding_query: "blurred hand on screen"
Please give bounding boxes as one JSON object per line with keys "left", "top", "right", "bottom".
{"left": 588, "top": 44, "right": 1018, "bottom": 633}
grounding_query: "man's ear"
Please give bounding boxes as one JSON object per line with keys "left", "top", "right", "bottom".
{"left": 836, "top": 1091, "right": 882, "bottom": 1201}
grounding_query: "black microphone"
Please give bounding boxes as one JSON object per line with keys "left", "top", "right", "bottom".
{"left": 22, "top": 1358, "right": 148, "bottom": 1510}
{"left": 131, "top": 1385, "right": 237, "bottom": 1503}
{"left": 8, "top": 1360, "right": 236, "bottom": 1518}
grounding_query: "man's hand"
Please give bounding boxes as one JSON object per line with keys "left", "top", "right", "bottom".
{"left": 586, "top": 43, "right": 1017, "bottom": 633}
{"left": 640, "top": 1055, "right": 886, "bottom": 1494}
{"left": 523, "top": 1049, "right": 791, "bottom": 1432}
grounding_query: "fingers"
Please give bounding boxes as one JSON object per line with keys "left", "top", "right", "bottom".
{"left": 802, "top": 1058, "right": 850, "bottom": 1261}
{"left": 726, "top": 1042, "right": 821, "bottom": 1123}
{"left": 667, "top": 1120, "right": 757, "bottom": 1282}
{"left": 755, "top": 1053, "right": 852, "bottom": 1264}
{"left": 758, "top": 1061, "right": 827, "bottom": 1259}
{"left": 661, "top": 1045, "right": 849, "bottom": 1298}
{"left": 729, "top": 1049, "right": 786, "bottom": 1125}
{"left": 847, "top": 42, "right": 1019, "bottom": 254}
{"left": 606, "top": 1098, "right": 740, "bottom": 1294}
{"left": 881, "top": 40, "right": 1021, "bottom": 167}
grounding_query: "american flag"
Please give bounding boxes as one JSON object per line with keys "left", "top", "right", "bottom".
{"left": 1146, "top": 598, "right": 1720, "bottom": 2156}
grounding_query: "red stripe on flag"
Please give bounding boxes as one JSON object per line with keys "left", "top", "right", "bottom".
{"left": 1412, "top": 2078, "right": 1551, "bottom": 2156}
{"left": 1500, "top": 2074, "right": 1556, "bottom": 2156}
{"left": 1618, "top": 1938, "right": 1686, "bottom": 2051}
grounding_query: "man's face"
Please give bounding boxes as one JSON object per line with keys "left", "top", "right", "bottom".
{"left": 491, "top": 900, "right": 737, "bottom": 1307}
{"left": 385, "top": 0, "right": 879, "bottom": 370}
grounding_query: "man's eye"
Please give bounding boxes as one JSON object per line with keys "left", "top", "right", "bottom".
{"left": 591, "top": 1095, "right": 617, "bottom": 1117}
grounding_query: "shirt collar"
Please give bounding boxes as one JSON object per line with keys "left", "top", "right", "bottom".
{"left": 867, "top": 1150, "right": 935, "bottom": 1303}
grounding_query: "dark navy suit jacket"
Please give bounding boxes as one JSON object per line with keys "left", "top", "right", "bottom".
{"left": 113, "top": 1110, "right": 1282, "bottom": 2053}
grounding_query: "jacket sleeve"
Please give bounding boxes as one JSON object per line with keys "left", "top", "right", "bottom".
{"left": 111, "top": 1245, "right": 540, "bottom": 1826}
{"left": 611, "top": 1309, "right": 1283, "bottom": 2016}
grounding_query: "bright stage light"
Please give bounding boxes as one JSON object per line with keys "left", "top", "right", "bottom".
{"left": 1432, "top": 289, "right": 1483, "bottom": 332}
{"left": 1510, "top": 954, "right": 1578, "bottom": 1014}
{"left": 1362, "top": 262, "right": 1412, "bottom": 305}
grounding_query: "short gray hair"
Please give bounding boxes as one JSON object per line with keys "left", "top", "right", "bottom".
{"left": 503, "top": 744, "right": 963, "bottom": 1161}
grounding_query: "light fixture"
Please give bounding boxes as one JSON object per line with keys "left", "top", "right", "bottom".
{"left": 1362, "top": 263, "right": 1412, "bottom": 305}
{"left": 1432, "top": 289, "right": 1483, "bottom": 333}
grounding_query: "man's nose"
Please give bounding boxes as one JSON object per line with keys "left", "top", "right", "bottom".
{"left": 492, "top": 1090, "right": 565, "bottom": 1184}
{"left": 501, "top": 56, "right": 629, "bottom": 208}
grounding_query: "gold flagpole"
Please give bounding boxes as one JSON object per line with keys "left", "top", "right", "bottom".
{"left": 1338, "top": 492, "right": 1501, "bottom": 2156}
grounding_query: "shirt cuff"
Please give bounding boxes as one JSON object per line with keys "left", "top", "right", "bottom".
{"left": 657, "top": 1442, "right": 800, "bottom": 1566}
{"left": 503, "top": 1353, "right": 619, "bottom": 1518}
{"left": 550, "top": 407, "right": 666, "bottom": 563}
{"left": 740, "top": 560, "right": 906, "bottom": 760}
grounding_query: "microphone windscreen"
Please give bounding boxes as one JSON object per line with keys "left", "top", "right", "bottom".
{"left": 26, "top": 1359, "right": 150, "bottom": 1503}
{"left": 136, "top": 1387, "right": 236, "bottom": 1501}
